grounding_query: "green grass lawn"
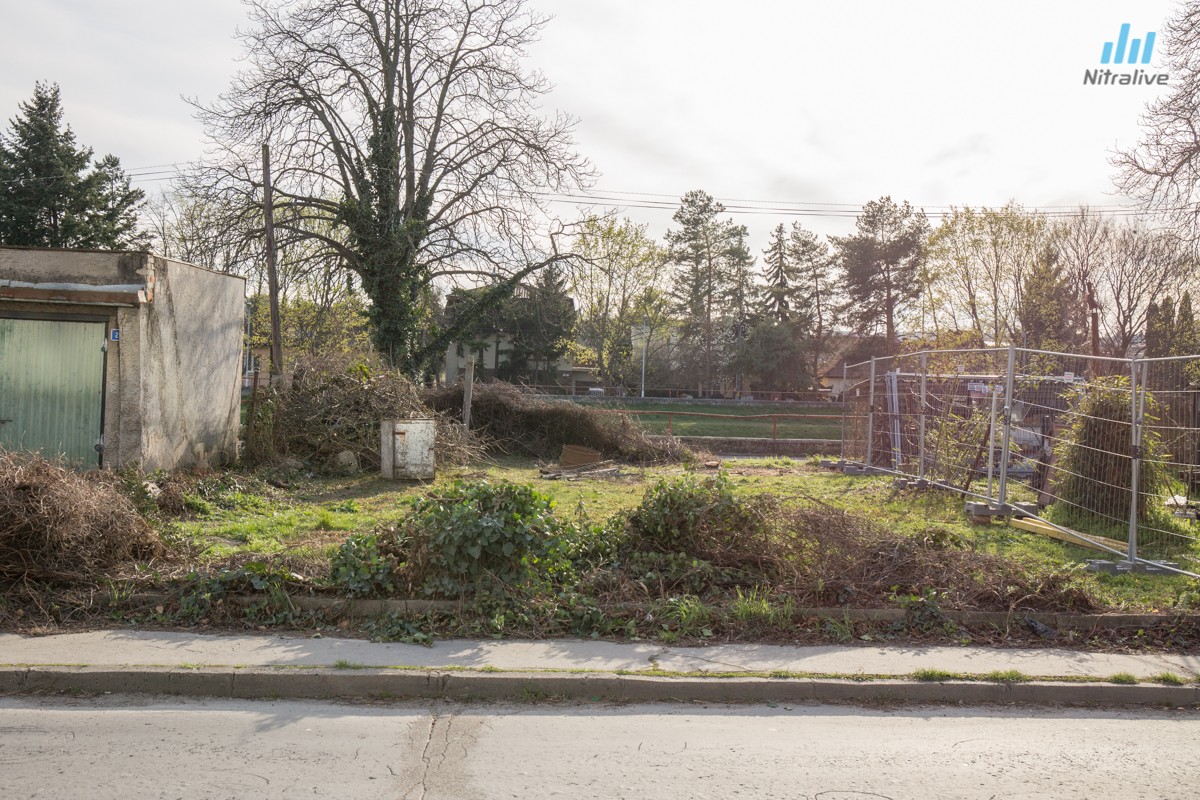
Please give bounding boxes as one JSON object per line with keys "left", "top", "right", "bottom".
{"left": 165, "top": 457, "right": 1198, "bottom": 611}
{"left": 581, "top": 399, "right": 843, "bottom": 439}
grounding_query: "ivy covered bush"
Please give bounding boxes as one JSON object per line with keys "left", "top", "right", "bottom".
{"left": 330, "top": 480, "right": 583, "bottom": 598}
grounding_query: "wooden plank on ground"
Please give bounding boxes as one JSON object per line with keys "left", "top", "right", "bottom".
{"left": 1009, "top": 516, "right": 1127, "bottom": 554}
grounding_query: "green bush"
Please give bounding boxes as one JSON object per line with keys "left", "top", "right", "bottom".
{"left": 625, "top": 471, "right": 766, "bottom": 557}
{"left": 407, "top": 481, "right": 575, "bottom": 596}
{"left": 1053, "top": 376, "right": 1176, "bottom": 529}
{"left": 330, "top": 532, "right": 403, "bottom": 597}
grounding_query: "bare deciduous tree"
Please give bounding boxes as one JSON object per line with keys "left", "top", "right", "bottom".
{"left": 568, "top": 217, "right": 667, "bottom": 388}
{"left": 1052, "top": 210, "right": 1191, "bottom": 357}
{"left": 1114, "top": 2, "right": 1200, "bottom": 237}
{"left": 191, "top": 0, "right": 590, "bottom": 375}
{"left": 924, "top": 203, "right": 1047, "bottom": 346}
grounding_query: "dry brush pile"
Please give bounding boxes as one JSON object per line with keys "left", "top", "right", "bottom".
{"left": 0, "top": 451, "right": 165, "bottom": 583}
{"left": 423, "top": 382, "right": 690, "bottom": 462}
{"left": 247, "top": 355, "right": 481, "bottom": 471}
{"left": 613, "top": 473, "right": 1099, "bottom": 613}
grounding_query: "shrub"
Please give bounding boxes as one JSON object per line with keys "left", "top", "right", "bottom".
{"left": 404, "top": 481, "right": 575, "bottom": 596}
{"left": 1053, "top": 376, "right": 1176, "bottom": 528}
{"left": 625, "top": 471, "right": 768, "bottom": 561}
{"left": 329, "top": 532, "right": 403, "bottom": 597}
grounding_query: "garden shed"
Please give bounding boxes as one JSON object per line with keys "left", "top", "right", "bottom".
{"left": 0, "top": 247, "right": 245, "bottom": 470}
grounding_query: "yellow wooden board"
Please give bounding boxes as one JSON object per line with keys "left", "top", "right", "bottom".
{"left": 1009, "top": 516, "right": 1127, "bottom": 554}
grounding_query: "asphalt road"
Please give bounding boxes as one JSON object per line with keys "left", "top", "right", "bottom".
{"left": 2, "top": 696, "right": 1198, "bottom": 799}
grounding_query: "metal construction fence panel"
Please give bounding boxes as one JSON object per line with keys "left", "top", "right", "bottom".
{"left": 839, "top": 346, "right": 1200, "bottom": 576}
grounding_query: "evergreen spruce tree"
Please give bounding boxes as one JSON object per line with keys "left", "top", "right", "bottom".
{"left": 0, "top": 82, "right": 145, "bottom": 249}
{"left": 1160, "top": 296, "right": 1178, "bottom": 356}
{"left": 1017, "top": 251, "right": 1085, "bottom": 351}
{"left": 1174, "top": 291, "right": 1198, "bottom": 357}
{"left": 497, "top": 265, "right": 577, "bottom": 384}
{"left": 1145, "top": 300, "right": 1164, "bottom": 358}
{"left": 761, "top": 224, "right": 792, "bottom": 322}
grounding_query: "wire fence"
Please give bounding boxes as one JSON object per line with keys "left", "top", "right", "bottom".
{"left": 838, "top": 347, "right": 1200, "bottom": 577}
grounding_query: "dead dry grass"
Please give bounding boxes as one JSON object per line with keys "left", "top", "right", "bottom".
{"left": 778, "top": 504, "right": 1100, "bottom": 612}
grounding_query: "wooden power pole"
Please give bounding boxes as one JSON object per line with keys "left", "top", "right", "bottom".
{"left": 262, "top": 143, "right": 284, "bottom": 379}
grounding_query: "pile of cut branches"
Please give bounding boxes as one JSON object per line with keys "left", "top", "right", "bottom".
{"left": 0, "top": 451, "right": 165, "bottom": 582}
{"left": 249, "top": 355, "right": 482, "bottom": 471}
{"left": 781, "top": 505, "right": 1099, "bottom": 612}
{"left": 423, "top": 382, "right": 690, "bottom": 462}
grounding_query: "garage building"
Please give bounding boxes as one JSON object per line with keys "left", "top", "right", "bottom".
{"left": 0, "top": 247, "right": 245, "bottom": 470}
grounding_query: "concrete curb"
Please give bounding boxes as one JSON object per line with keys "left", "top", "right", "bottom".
{"left": 3, "top": 667, "right": 1197, "bottom": 707}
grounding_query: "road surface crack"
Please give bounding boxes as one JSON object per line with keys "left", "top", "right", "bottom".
{"left": 404, "top": 711, "right": 456, "bottom": 799}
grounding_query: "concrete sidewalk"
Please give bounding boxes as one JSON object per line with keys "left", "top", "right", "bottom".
{"left": 2, "top": 631, "right": 1199, "bottom": 706}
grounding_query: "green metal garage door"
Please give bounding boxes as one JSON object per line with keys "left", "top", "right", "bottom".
{"left": 0, "top": 318, "right": 106, "bottom": 467}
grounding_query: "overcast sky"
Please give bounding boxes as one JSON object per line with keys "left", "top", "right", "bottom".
{"left": 0, "top": 0, "right": 1182, "bottom": 250}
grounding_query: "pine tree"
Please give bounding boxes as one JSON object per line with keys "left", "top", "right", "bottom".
{"left": 0, "top": 82, "right": 145, "bottom": 249}
{"left": 831, "top": 196, "right": 928, "bottom": 350}
{"left": 665, "top": 190, "right": 744, "bottom": 395}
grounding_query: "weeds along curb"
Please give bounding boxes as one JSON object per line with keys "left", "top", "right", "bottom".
{"left": 3, "top": 667, "right": 1199, "bottom": 707}
{"left": 120, "top": 593, "right": 1200, "bottom": 632}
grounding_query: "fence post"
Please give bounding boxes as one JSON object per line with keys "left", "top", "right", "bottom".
{"left": 867, "top": 357, "right": 877, "bottom": 468}
{"left": 839, "top": 362, "right": 848, "bottom": 463}
{"left": 1128, "top": 358, "right": 1144, "bottom": 565}
{"left": 888, "top": 369, "right": 902, "bottom": 470}
{"left": 918, "top": 352, "right": 927, "bottom": 482}
{"left": 997, "top": 346, "right": 1016, "bottom": 509}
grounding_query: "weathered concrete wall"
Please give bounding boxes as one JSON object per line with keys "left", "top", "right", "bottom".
{"left": 132, "top": 257, "right": 244, "bottom": 470}
{"left": 0, "top": 247, "right": 147, "bottom": 286}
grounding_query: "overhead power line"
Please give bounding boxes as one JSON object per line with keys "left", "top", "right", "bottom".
{"left": 0, "top": 160, "right": 1169, "bottom": 219}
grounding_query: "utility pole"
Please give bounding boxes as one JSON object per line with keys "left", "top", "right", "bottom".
{"left": 640, "top": 317, "right": 648, "bottom": 398}
{"left": 463, "top": 356, "right": 475, "bottom": 430}
{"left": 262, "top": 143, "right": 284, "bottom": 379}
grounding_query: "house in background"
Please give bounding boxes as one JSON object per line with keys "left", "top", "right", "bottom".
{"left": 441, "top": 336, "right": 598, "bottom": 393}
{"left": 0, "top": 247, "right": 245, "bottom": 470}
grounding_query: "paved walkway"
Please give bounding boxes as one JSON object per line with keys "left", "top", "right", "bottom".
{"left": 3, "top": 630, "right": 1199, "bottom": 679}
{"left": 3, "top": 631, "right": 1199, "bottom": 706}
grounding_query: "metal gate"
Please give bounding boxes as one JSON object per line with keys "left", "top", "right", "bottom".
{"left": 0, "top": 317, "right": 106, "bottom": 467}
